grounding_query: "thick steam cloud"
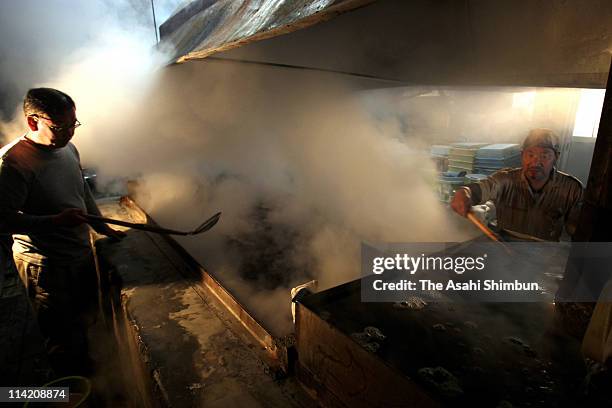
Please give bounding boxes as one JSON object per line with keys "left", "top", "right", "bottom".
{"left": 2, "top": 1, "right": 573, "bottom": 335}
{"left": 93, "top": 61, "right": 474, "bottom": 334}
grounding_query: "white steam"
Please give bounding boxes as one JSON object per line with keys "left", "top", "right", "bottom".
{"left": 102, "top": 61, "right": 475, "bottom": 334}
{"left": 0, "top": 0, "right": 182, "bottom": 122}
{"left": 0, "top": 1, "right": 576, "bottom": 336}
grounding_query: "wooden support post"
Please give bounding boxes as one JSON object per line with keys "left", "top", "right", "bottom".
{"left": 557, "top": 56, "right": 612, "bottom": 343}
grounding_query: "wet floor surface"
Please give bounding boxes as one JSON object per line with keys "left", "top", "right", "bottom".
{"left": 94, "top": 199, "right": 315, "bottom": 407}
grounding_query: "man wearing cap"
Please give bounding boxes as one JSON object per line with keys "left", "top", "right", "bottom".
{"left": 0, "top": 87, "right": 124, "bottom": 376}
{"left": 450, "top": 128, "right": 583, "bottom": 241}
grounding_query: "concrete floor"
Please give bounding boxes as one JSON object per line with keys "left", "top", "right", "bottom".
{"left": 94, "top": 199, "right": 315, "bottom": 407}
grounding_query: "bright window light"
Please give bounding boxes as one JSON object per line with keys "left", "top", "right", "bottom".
{"left": 512, "top": 91, "right": 536, "bottom": 112}
{"left": 573, "top": 89, "right": 606, "bottom": 137}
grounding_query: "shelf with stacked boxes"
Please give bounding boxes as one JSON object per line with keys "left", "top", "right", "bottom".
{"left": 474, "top": 143, "right": 521, "bottom": 175}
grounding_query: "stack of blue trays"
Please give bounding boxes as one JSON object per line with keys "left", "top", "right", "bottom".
{"left": 431, "top": 145, "right": 450, "bottom": 157}
{"left": 437, "top": 171, "right": 467, "bottom": 203}
{"left": 474, "top": 144, "right": 521, "bottom": 175}
{"left": 430, "top": 145, "right": 450, "bottom": 172}
{"left": 448, "top": 142, "right": 489, "bottom": 173}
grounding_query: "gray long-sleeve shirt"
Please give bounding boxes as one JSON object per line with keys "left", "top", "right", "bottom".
{"left": 466, "top": 168, "right": 583, "bottom": 241}
{"left": 0, "top": 136, "right": 101, "bottom": 265}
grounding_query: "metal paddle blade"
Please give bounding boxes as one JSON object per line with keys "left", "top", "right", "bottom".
{"left": 190, "top": 212, "right": 221, "bottom": 235}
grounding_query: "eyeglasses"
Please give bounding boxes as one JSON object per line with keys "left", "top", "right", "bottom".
{"left": 30, "top": 114, "right": 82, "bottom": 132}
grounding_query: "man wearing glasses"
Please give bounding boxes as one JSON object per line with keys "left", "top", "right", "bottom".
{"left": 451, "top": 128, "right": 584, "bottom": 242}
{"left": 0, "top": 87, "right": 124, "bottom": 376}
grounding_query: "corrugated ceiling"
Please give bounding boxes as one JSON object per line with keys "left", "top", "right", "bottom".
{"left": 160, "top": 0, "right": 373, "bottom": 63}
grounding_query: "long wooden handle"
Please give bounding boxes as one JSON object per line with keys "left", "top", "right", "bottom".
{"left": 84, "top": 214, "right": 189, "bottom": 235}
{"left": 466, "top": 212, "right": 500, "bottom": 242}
{"left": 466, "top": 212, "right": 514, "bottom": 255}
{"left": 84, "top": 212, "right": 221, "bottom": 236}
